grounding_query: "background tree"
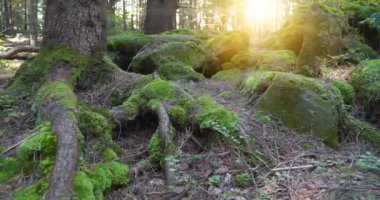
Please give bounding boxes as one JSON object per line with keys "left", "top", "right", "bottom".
{"left": 144, "top": 0, "right": 179, "bottom": 34}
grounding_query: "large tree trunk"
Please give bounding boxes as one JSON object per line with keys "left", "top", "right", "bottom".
{"left": 144, "top": 0, "right": 179, "bottom": 34}
{"left": 43, "top": 0, "right": 107, "bottom": 56}
{"left": 42, "top": 0, "right": 107, "bottom": 199}
{"left": 27, "top": 0, "right": 38, "bottom": 46}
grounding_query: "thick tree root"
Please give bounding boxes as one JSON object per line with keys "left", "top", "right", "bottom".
{"left": 156, "top": 103, "right": 177, "bottom": 186}
{"left": 0, "top": 45, "right": 40, "bottom": 59}
{"left": 42, "top": 64, "right": 80, "bottom": 200}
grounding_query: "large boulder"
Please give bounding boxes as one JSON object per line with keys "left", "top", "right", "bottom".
{"left": 222, "top": 50, "right": 297, "bottom": 73}
{"left": 351, "top": 60, "right": 380, "bottom": 124}
{"left": 241, "top": 71, "right": 343, "bottom": 147}
{"left": 129, "top": 41, "right": 213, "bottom": 80}
{"left": 204, "top": 31, "right": 250, "bottom": 73}
{"left": 264, "top": 4, "right": 346, "bottom": 77}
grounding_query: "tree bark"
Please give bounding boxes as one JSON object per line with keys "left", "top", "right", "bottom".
{"left": 144, "top": 0, "right": 179, "bottom": 34}
{"left": 27, "top": 0, "right": 38, "bottom": 46}
{"left": 42, "top": 0, "right": 107, "bottom": 199}
{"left": 43, "top": 0, "right": 107, "bottom": 56}
{"left": 3, "top": 0, "right": 10, "bottom": 29}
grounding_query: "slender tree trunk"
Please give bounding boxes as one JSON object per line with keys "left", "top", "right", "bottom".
{"left": 27, "top": 0, "right": 38, "bottom": 46}
{"left": 123, "top": 0, "right": 127, "bottom": 30}
{"left": 3, "top": 0, "right": 10, "bottom": 29}
{"left": 144, "top": 0, "right": 179, "bottom": 34}
{"left": 42, "top": 0, "right": 107, "bottom": 199}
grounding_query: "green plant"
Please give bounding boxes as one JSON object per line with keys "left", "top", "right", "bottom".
{"left": 235, "top": 172, "right": 250, "bottom": 187}
{"left": 207, "top": 175, "right": 221, "bottom": 185}
{"left": 355, "top": 152, "right": 380, "bottom": 171}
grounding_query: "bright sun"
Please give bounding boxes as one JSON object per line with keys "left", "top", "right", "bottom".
{"left": 245, "top": 0, "right": 278, "bottom": 24}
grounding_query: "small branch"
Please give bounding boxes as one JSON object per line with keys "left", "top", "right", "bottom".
{"left": 1, "top": 131, "right": 39, "bottom": 155}
{"left": 0, "top": 45, "right": 40, "bottom": 59}
{"left": 270, "top": 165, "right": 315, "bottom": 172}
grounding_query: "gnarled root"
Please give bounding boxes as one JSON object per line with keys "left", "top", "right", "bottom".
{"left": 0, "top": 45, "right": 40, "bottom": 59}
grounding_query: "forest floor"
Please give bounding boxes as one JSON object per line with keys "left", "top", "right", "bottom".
{"left": 0, "top": 49, "right": 379, "bottom": 200}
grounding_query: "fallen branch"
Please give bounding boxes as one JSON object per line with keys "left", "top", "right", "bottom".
{"left": 0, "top": 45, "right": 40, "bottom": 59}
{"left": 0, "top": 131, "right": 39, "bottom": 155}
{"left": 270, "top": 165, "right": 315, "bottom": 172}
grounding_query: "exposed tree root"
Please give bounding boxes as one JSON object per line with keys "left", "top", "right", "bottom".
{"left": 42, "top": 64, "right": 80, "bottom": 200}
{"left": 0, "top": 45, "right": 40, "bottom": 59}
{"left": 156, "top": 103, "right": 177, "bottom": 186}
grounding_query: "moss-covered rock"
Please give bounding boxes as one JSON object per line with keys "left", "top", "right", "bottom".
{"left": 351, "top": 59, "right": 380, "bottom": 124}
{"left": 212, "top": 69, "right": 243, "bottom": 83}
{"left": 264, "top": 4, "right": 345, "bottom": 77}
{"left": 241, "top": 71, "right": 342, "bottom": 147}
{"left": 107, "top": 32, "right": 153, "bottom": 70}
{"left": 220, "top": 50, "right": 256, "bottom": 70}
{"left": 130, "top": 41, "right": 209, "bottom": 80}
{"left": 349, "top": 117, "right": 380, "bottom": 150}
{"left": 344, "top": 43, "right": 379, "bottom": 63}
{"left": 254, "top": 50, "right": 297, "bottom": 72}
{"left": 332, "top": 80, "right": 355, "bottom": 107}
{"left": 205, "top": 31, "right": 250, "bottom": 65}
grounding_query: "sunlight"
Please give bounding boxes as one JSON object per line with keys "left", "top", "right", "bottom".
{"left": 245, "top": 0, "right": 278, "bottom": 24}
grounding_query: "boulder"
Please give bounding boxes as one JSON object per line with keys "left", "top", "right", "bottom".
{"left": 241, "top": 71, "right": 343, "bottom": 147}
{"left": 351, "top": 59, "right": 380, "bottom": 124}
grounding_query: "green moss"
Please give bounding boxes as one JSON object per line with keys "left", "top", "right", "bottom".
{"left": 241, "top": 71, "right": 342, "bottom": 147}
{"left": 255, "top": 50, "right": 297, "bottom": 72}
{"left": 345, "top": 43, "right": 378, "bottom": 63}
{"left": 212, "top": 69, "right": 243, "bottom": 83}
{"left": 102, "top": 148, "right": 119, "bottom": 161}
{"left": 349, "top": 117, "right": 380, "bottom": 150}
{"left": 157, "top": 58, "right": 204, "bottom": 81}
{"left": 6, "top": 47, "right": 89, "bottom": 95}
{"left": 195, "top": 96, "right": 244, "bottom": 145}
{"left": 221, "top": 50, "right": 255, "bottom": 70}
{"left": 205, "top": 31, "right": 250, "bottom": 64}
{"left": 0, "top": 157, "right": 21, "bottom": 183}
{"left": 168, "top": 106, "right": 187, "bottom": 126}
{"left": 34, "top": 81, "right": 77, "bottom": 111}
{"left": 160, "top": 29, "right": 198, "bottom": 35}
{"left": 107, "top": 32, "right": 153, "bottom": 70}
{"left": 332, "top": 80, "right": 355, "bottom": 106}
{"left": 130, "top": 41, "right": 210, "bottom": 75}
{"left": 148, "top": 130, "right": 177, "bottom": 166}
{"left": 14, "top": 180, "right": 48, "bottom": 200}
{"left": 74, "top": 161, "right": 129, "bottom": 200}
{"left": 148, "top": 132, "right": 163, "bottom": 164}
{"left": 235, "top": 172, "right": 251, "bottom": 187}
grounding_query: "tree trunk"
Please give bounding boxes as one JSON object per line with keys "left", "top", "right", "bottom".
{"left": 3, "top": 0, "right": 10, "bottom": 29}
{"left": 42, "top": 0, "right": 107, "bottom": 199}
{"left": 27, "top": 0, "right": 38, "bottom": 46}
{"left": 144, "top": 0, "right": 179, "bottom": 34}
{"left": 43, "top": 0, "right": 107, "bottom": 56}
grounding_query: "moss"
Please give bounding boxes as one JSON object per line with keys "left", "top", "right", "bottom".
{"left": 34, "top": 81, "right": 77, "bottom": 112}
{"left": 351, "top": 60, "right": 380, "bottom": 123}
{"left": 160, "top": 29, "right": 198, "bottom": 35}
{"left": 102, "top": 148, "right": 119, "bottom": 161}
{"left": 168, "top": 105, "right": 187, "bottom": 126}
{"left": 148, "top": 132, "right": 163, "bottom": 164}
{"left": 195, "top": 96, "right": 245, "bottom": 145}
{"left": 205, "top": 31, "right": 250, "bottom": 64}
{"left": 107, "top": 32, "right": 153, "bottom": 70}
{"left": 344, "top": 43, "right": 379, "bottom": 63}
{"left": 148, "top": 130, "right": 177, "bottom": 166}
{"left": 212, "top": 69, "right": 243, "bottom": 83}
{"left": 79, "top": 110, "right": 111, "bottom": 138}
{"left": 157, "top": 58, "right": 204, "bottom": 81}
{"left": 17, "top": 122, "right": 57, "bottom": 175}
{"left": 255, "top": 50, "right": 297, "bottom": 72}
{"left": 6, "top": 47, "right": 89, "bottom": 95}
{"left": 122, "top": 79, "right": 192, "bottom": 122}
{"left": 221, "top": 50, "right": 255, "bottom": 70}
{"left": 235, "top": 172, "right": 251, "bottom": 187}
{"left": 241, "top": 71, "right": 342, "bottom": 147}
{"left": 14, "top": 180, "right": 48, "bottom": 200}
{"left": 349, "top": 117, "right": 380, "bottom": 150}
{"left": 130, "top": 41, "right": 210, "bottom": 75}
{"left": 0, "top": 157, "right": 21, "bottom": 183}
{"left": 332, "top": 80, "right": 355, "bottom": 106}
{"left": 74, "top": 161, "right": 129, "bottom": 200}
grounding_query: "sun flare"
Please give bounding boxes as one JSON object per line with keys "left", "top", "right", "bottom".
{"left": 245, "top": 0, "right": 278, "bottom": 24}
